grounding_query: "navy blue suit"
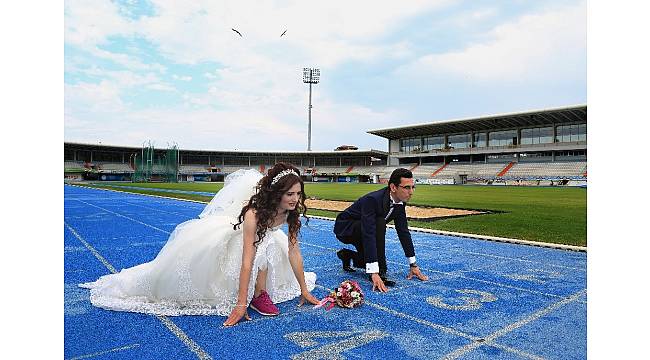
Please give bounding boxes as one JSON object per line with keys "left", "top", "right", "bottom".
{"left": 334, "top": 187, "right": 415, "bottom": 273}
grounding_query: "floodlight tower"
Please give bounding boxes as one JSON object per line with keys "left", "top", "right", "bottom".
{"left": 302, "top": 67, "right": 320, "bottom": 151}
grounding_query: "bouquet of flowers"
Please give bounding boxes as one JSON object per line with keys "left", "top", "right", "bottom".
{"left": 314, "top": 280, "right": 364, "bottom": 310}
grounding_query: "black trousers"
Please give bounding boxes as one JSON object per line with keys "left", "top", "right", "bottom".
{"left": 338, "top": 217, "right": 387, "bottom": 274}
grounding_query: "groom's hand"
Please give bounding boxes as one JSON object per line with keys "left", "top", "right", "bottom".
{"left": 407, "top": 266, "right": 429, "bottom": 281}
{"left": 370, "top": 273, "right": 389, "bottom": 293}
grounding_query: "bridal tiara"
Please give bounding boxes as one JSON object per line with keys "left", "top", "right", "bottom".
{"left": 271, "top": 169, "right": 299, "bottom": 185}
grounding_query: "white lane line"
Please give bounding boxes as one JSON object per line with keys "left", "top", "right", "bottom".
{"left": 300, "top": 241, "right": 576, "bottom": 301}
{"left": 307, "top": 214, "right": 586, "bottom": 252}
{"left": 66, "top": 183, "right": 208, "bottom": 204}
{"left": 65, "top": 222, "right": 118, "bottom": 274}
{"left": 67, "top": 193, "right": 574, "bottom": 359}
{"left": 65, "top": 222, "right": 211, "bottom": 360}
{"left": 157, "top": 316, "right": 212, "bottom": 360}
{"left": 72, "top": 199, "right": 171, "bottom": 234}
{"left": 68, "top": 343, "right": 140, "bottom": 360}
{"left": 403, "top": 240, "right": 586, "bottom": 272}
{"left": 441, "top": 289, "right": 587, "bottom": 360}
{"left": 124, "top": 200, "right": 194, "bottom": 217}
{"left": 313, "top": 284, "right": 544, "bottom": 360}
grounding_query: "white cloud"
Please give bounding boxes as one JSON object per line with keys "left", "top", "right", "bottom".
{"left": 397, "top": 2, "right": 586, "bottom": 82}
{"left": 65, "top": 80, "right": 124, "bottom": 113}
{"left": 64, "top": 0, "right": 134, "bottom": 47}
{"left": 445, "top": 8, "right": 499, "bottom": 28}
{"left": 308, "top": 99, "right": 406, "bottom": 150}
{"left": 147, "top": 83, "right": 176, "bottom": 91}
{"left": 64, "top": 1, "right": 586, "bottom": 151}
{"left": 172, "top": 75, "right": 192, "bottom": 81}
{"left": 130, "top": 0, "right": 455, "bottom": 67}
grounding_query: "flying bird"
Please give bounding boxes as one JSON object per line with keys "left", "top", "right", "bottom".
{"left": 280, "top": 29, "right": 287, "bottom": 37}
{"left": 231, "top": 28, "right": 242, "bottom": 37}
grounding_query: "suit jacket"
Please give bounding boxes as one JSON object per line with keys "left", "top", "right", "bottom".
{"left": 334, "top": 187, "right": 415, "bottom": 264}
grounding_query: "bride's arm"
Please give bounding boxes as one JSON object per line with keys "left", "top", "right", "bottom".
{"left": 224, "top": 209, "right": 257, "bottom": 326}
{"left": 236, "top": 209, "right": 257, "bottom": 304}
{"left": 287, "top": 236, "right": 319, "bottom": 305}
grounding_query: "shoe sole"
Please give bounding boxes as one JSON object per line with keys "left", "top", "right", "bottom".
{"left": 338, "top": 251, "right": 356, "bottom": 272}
{"left": 250, "top": 304, "right": 279, "bottom": 316}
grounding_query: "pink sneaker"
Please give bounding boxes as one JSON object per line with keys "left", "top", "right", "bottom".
{"left": 250, "top": 290, "right": 280, "bottom": 316}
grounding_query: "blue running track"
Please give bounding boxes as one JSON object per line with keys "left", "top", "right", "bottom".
{"left": 64, "top": 185, "right": 586, "bottom": 360}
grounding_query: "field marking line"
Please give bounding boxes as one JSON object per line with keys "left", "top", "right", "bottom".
{"left": 65, "top": 197, "right": 127, "bottom": 201}
{"left": 441, "top": 289, "right": 586, "bottom": 360}
{"left": 233, "top": 302, "right": 323, "bottom": 327}
{"left": 313, "top": 284, "right": 545, "bottom": 360}
{"left": 391, "top": 239, "right": 586, "bottom": 272}
{"left": 72, "top": 199, "right": 172, "bottom": 234}
{"left": 66, "top": 183, "right": 208, "bottom": 204}
{"left": 122, "top": 200, "right": 196, "bottom": 217}
{"left": 67, "top": 197, "right": 580, "bottom": 304}
{"left": 300, "top": 241, "right": 581, "bottom": 301}
{"left": 67, "top": 185, "right": 585, "bottom": 252}
{"left": 307, "top": 215, "right": 586, "bottom": 252}
{"left": 64, "top": 222, "right": 212, "bottom": 360}
{"left": 67, "top": 343, "right": 140, "bottom": 360}
{"left": 68, "top": 186, "right": 200, "bottom": 218}
{"left": 65, "top": 222, "right": 119, "bottom": 274}
{"left": 66, "top": 187, "right": 572, "bottom": 359}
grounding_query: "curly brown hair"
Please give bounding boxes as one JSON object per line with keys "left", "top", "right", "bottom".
{"left": 234, "top": 163, "right": 309, "bottom": 247}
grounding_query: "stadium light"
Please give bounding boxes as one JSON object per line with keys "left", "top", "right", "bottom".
{"left": 302, "top": 67, "right": 320, "bottom": 151}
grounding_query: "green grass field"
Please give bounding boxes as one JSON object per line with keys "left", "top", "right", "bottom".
{"left": 74, "top": 182, "right": 586, "bottom": 247}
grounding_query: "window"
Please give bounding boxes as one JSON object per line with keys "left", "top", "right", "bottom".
{"left": 422, "top": 136, "right": 444, "bottom": 150}
{"left": 400, "top": 138, "right": 421, "bottom": 152}
{"left": 488, "top": 130, "right": 518, "bottom": 147}
{"left": 342, "top": 157, "right": 366, "bottom": 166}
{"left": 556, "top": 124, "right": 587, "bottom": 143}
{"left": 183, "top": 154, "right": 210, "bottom": 164}
{"left": 250, "top": 156, "right": 273, "bottom": 165}
{"left": 473, "top": 133, "right": 487, "bottom": 147}
{"left": 64, "top": 148, "right": 75, "bottom": 161}
{"left": 223, "top": 156, "right": 248, "bottom": 165}
{"left": 316, "top": 157, "right": 340, "bottom": 166}
{"left": 93, "top": 151, "right": 124, "bottom": 162}
{"left": 447, "top": 134, "right": 471, "bottom": 149}
{"left": 276, "top": 157, "right": 302, "bottom": 166}
{"left": 521, "top": 127, "right": 553, "bottom": 145}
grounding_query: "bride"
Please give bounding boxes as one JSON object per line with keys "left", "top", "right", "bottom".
{"left": 80, "top": 163, "right": 319, "bottom": 326}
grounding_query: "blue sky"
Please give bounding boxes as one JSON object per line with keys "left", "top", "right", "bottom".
{"left": 64, "top": 0, "right": 586, "bottom": 151}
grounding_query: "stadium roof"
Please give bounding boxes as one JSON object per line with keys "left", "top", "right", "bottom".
{"left": 367, "top": 104, "right": 587, "bottom": 140}
{"left": 64, "top": 142, "right": 388, "bottom": 156}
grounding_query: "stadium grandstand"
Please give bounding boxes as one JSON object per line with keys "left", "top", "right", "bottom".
{"left": 64, "top": 143, "right": 389, "bottom": 183}
{"left": 368, "top": 104, "right": 586, "bottom": 186}
{"left": 64, "top": 104, "right": 586, "bottom": 186}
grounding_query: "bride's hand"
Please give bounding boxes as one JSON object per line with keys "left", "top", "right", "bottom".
{"left": 223, "top": 305, "right": 251, "bottom": 327}
{"left": 298, "top": 291, "right": 320, "bottom": 306}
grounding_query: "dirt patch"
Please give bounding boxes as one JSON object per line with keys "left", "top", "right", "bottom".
{"left": 305, "top": 199, "right": 487, "bottom": 221}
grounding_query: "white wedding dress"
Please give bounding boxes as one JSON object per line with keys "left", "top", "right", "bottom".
{"left": 79, "top": 169, "right": 317, "bottom": 316}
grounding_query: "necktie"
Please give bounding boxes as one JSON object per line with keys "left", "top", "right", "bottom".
{"left": 385, "top": 203, "right": 395, "bottom": 220}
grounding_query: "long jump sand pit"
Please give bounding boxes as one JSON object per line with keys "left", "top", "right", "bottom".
{"left": 305, "top": 199, "right": 489, "bottom": 221}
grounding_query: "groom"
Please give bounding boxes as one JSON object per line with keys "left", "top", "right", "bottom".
{"left": 333, "top": 168, "right": 428, "bottom": 292}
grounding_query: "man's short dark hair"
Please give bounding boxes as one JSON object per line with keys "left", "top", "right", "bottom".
{"left": 389, "top": 168, "right": 413, "bottom": 186}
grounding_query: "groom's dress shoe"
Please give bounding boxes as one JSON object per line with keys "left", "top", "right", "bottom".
{"left": 336, "top": 250, "right": 356, "bottom": 273}
{"left": 380, "top": 276, "right": 396, "bottom": 287}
